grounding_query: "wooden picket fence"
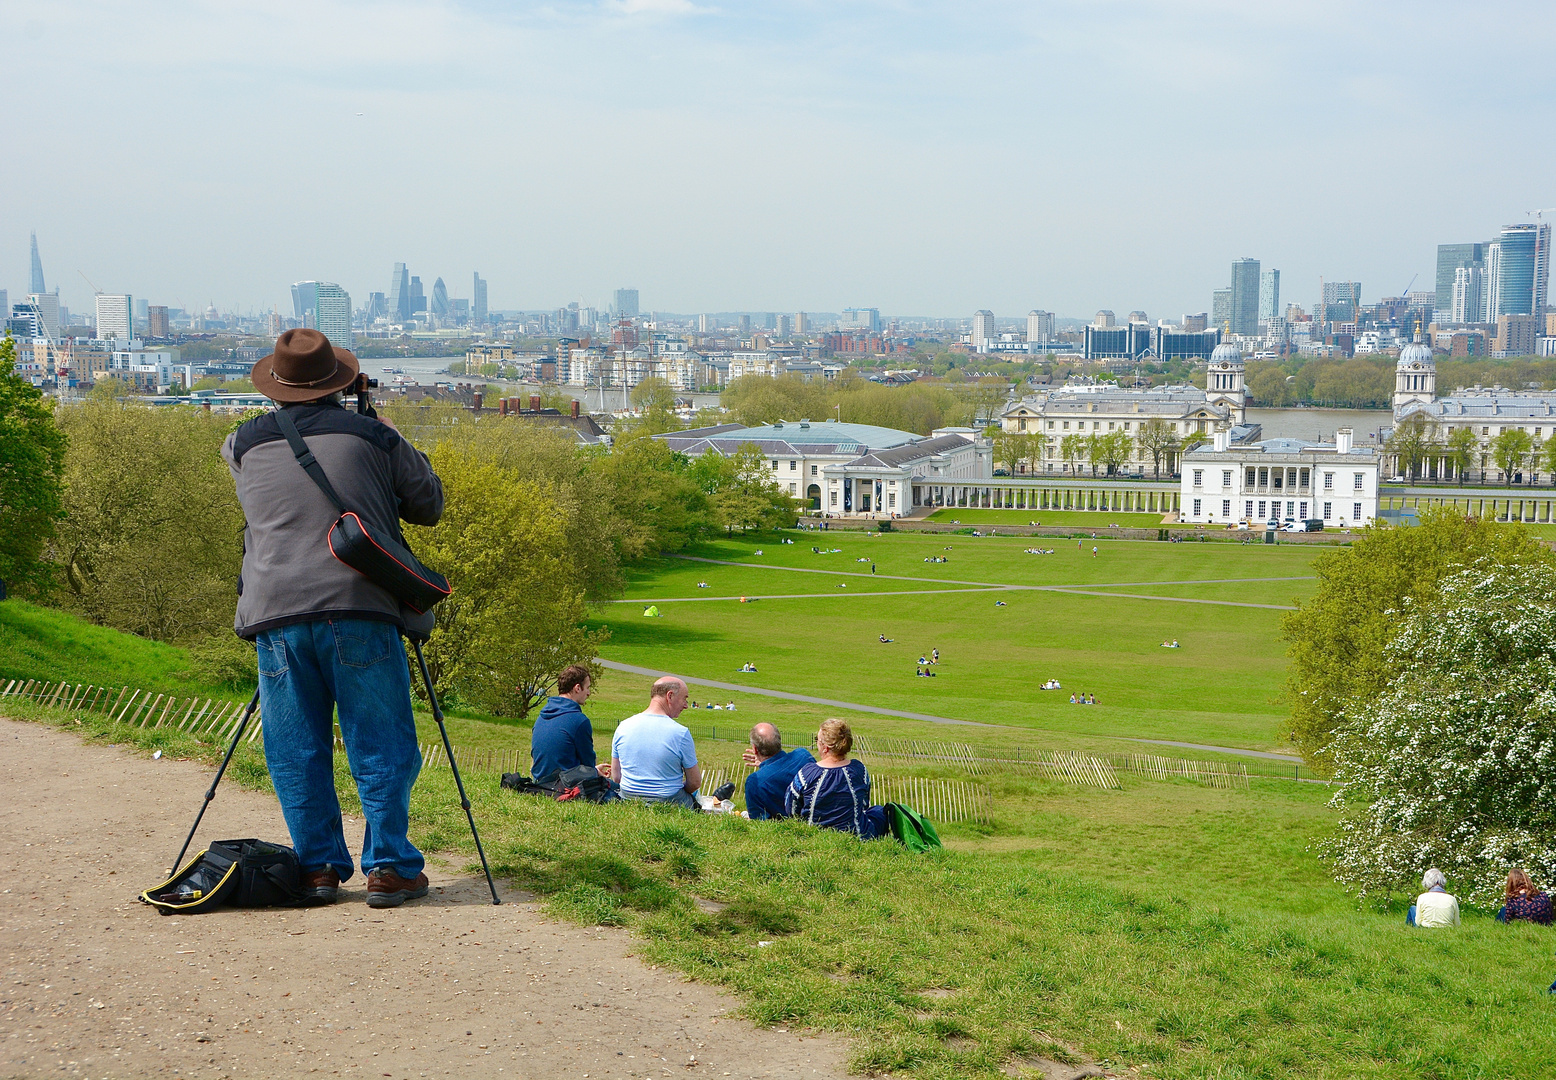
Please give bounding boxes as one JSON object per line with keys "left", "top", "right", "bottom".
{"left": 418, "top": 743, "right": 528, "bottom": 775}
{"left": 0, "top": 678, "right": 263, "bottom": 745}
{"left": 1108, "top": 752, "right": 1249, "bottom": 790}
{"left": 853, "top": 735, "right": 1119, "bottom": 789}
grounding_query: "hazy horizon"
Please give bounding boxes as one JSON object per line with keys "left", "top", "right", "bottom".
{"left": 5, "top": 1, "right": 1552, "bottom": 324}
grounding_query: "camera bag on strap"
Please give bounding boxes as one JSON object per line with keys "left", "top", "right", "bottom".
{"left": 273, "top": 408, "right": 451, "bottom": 614}
{"left": 139, "top": 838, "right": 307, "bottom": 915}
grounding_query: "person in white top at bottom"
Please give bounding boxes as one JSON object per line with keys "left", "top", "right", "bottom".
{"left": 611, "top": 676, "right": 702, "bottom": 809}
{"left": 1412, "top": 868, "right": 1461, "bottom": 928}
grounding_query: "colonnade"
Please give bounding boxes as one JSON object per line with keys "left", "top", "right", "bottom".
{"left": 911, "top": 483, "right": 1181, "bottom": 514}
{"left": 1381, "top": 493, "right": 1556, "bottom": 523}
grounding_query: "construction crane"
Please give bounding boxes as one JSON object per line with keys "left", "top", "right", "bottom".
{"left": 1528, "top": 208, "right": 1556, "bottom": 220}
{"left": 1400, "top": 273, "right": 1417, "bottom": 295}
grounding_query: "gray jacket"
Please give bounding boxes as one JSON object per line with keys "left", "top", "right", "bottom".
{"left": 223, "top": 401, "right": 444, "bottom": 639}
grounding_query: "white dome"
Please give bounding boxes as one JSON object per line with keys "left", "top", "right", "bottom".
{"left": 1398, "top": 340, "right": 1434, "bottom": 368}
{"left": 1210, "top": 341, "right": 1243, "bottom": 367}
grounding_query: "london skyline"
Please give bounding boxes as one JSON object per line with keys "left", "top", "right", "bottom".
{"left": 4, "top": 1, "right": 1551, "bottom": 320}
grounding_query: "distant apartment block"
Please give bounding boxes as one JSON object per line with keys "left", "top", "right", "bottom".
{"left": 147, "top": 305, "right": 169, "bottom": 338}
{"left": 95, "top": 293, "right": 133, "bottom": 342}
{"left": 614, "top": 288, "right": 639, "bottom": 317}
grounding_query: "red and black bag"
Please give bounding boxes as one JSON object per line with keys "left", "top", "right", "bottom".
{"left": 274, "top": 409, "right": 451, "bottom": 614}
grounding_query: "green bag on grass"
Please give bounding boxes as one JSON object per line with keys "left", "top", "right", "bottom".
{"left": 884, "top": 803, "right": 942, "bottom": 852}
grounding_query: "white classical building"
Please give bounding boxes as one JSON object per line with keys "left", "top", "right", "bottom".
{"left": 1180, "top": 428, "right": 1379, "bottom": 528}
{"left": 998, "top": 342, "right": 1254, "bottom": 475}
{"left": 1390, "top": 334, "right": 1556, "bottom": 482}
{"left": 657, "top": 419, "right": 990, "bottom": 516}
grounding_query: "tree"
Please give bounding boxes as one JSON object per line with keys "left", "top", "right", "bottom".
{"left": 1057, "top": 433, "right": 1085, "bottom": 475}
{"left": 1491, "top": 427, "right": 1534, "bottom": 483}
{"left": 1281, "top": 506, "right": 1554, "bottom": 767}
{"left": 1446, "top": 426, "right": 1478, "bottom": 482}
{"left": 51, "top": 389, "right": 245, "bottom": 641}
{"left": 0, "top": 334, "right": 67, "bottom": 592}
{"left": 1320, "top": 562, "right": 1556, "bottom": 906}
{"left": 993, "top": 431, "right": 1034, "bottom": 475}
{"left": 408, "top": 444, "right": 609, "bottom": 720}
{"left": 1094, "top": 430, "right": 1132, "bottom": 476}
{"left": 1386, "top": 416, "right": 1434, "bottom": 481}
{"left": 1135, "top": 418, "right": 1177, "bottom": 478}
{"left": 629, "top": 376, "right": 681, "bottom": 434}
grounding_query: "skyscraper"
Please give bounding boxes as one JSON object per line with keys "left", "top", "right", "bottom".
{"left": 313, "top": 283, "right": 353, "bottom": 349}
{"left": 1258, "top": 270, "right": 1280, "bottom": 324}
{"left": 28, "top": 293, "right": 59, "bottom": 337}
{"left": 388, "top": 263, "right": 410, "bottom": 322}
{"left": 1211, "top": 289, "right": 1232, "bottom": 330}
{"left": 1026, "top": 310, "right": 1054, "bottom": 353}
{"left": 1452, "top": 266, "right": 1486, "bottom": 324}
{"left": 1487, "top": 223, "right": 1552, "bottom": 318}
{"left": 409, "top": 276, "right": 426, "bottom": 314}
{"left": 291, "top": 281, "right": 320, "bottom": 326}
{"left": 472, "top": 273, "right": 488, "bottom": 325}
{"left": 1321, "top": 281, "right": 1362, "bottom": 324}
{"left": 1435, "top": 243, "right": 1485, "bottom": 320}
{"left": 95, "top": 294, "right": 133, "bottom": 342}
{"left": 1229, "top": 258, "right": 1260, "bottom": 335}
{"left": 431, "top": 277, "right": 449, "bottom": 318}
{"left": 147, "top": 306, "right": 169, "bottom": 338}
{"left": 794, "top": 312, "right": 808, "bottom": 333}
{"left": 29, "top": 232, "right": 45, "bottom": 295}
{"left": 971, "top": 309, "right": 996, "bottom": 352}
{"left": 614, "top": 288, "right": 639, "bottom": 317}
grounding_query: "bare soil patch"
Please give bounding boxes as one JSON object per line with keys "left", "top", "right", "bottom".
{"left": 0, "top": 719, "right": 847, "bottom": 1079}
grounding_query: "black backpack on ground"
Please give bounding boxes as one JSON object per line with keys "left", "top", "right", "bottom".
{"left": 554, "top": 764, "right": 618, "bottom": 804}
{"left": 140, "top": 838, "right": 307, "bottom": 915}
{"left": 501, "top": 772, "right": 559, "bottom": 796}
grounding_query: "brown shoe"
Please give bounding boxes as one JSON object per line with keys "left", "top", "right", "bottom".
{"left": 301, "top": 868, "right": 340, "bottom": 906}
{"left": 366, "top": 868, "right": 429, "bottom": 909}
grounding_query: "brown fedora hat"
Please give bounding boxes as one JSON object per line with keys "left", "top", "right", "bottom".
{"left": 252, "top": 328, "right": 361, "bottom": 403}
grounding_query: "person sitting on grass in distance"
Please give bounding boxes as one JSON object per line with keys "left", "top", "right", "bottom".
{"left": 740, "top": 723, "right": 815, "bottom": 820}
{"left": 1409, "top": 868, "right": 1461, "bottom": 927}
{"left": 785, "top": 719, "right": 885, "bottom": 838}
{"left": 1499, "top": 868, "right": 1553, "bottom": 925}
{"left": 530, "top": 664, "right": 609, "bottom": 785}
{"left": 1070, "top": 693, "right": 1078, "bottom": 704}
{"left": 610, "top": 676, "right": 701, "bottom": 809}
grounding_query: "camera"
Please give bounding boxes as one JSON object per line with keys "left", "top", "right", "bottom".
{"left": 355, "top": 374, "right": 380, "bottom": 417}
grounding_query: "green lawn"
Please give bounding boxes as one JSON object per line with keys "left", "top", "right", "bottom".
{"left": 600, "top": 533, "right": 1318, "bottom": 751}
{"left": 924, "top": 508, "right": 1168, "bottom": 527}
{"left": 15, "top": 531, "right": 1554, "bottom": 1077}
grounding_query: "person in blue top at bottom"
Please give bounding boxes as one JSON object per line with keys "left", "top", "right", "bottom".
{"left": 785, "top": 719, "right": 886, "bottom": 838}
{"left": 530, "top": 664, "right": 610, "bottom": 784}
{"left": 741, "top": 723, "right": 814, "bottom": 819}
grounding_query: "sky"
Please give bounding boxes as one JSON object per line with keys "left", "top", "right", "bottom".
{"left": 3, "top": 1, "right": 1553, "bottom": 323}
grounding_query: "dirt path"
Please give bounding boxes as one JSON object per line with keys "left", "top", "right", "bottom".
{"left": 0, "top": 718, "right": 849, "bottom": 1080}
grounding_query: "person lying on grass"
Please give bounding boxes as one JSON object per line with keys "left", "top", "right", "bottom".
{"left": 740, "top": 723, "right": 814, "bottom": 820}
{"left": 784, "top": 719, "right": 886, "bottom": 838}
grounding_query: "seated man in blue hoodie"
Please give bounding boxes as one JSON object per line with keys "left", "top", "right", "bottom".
{"left": 741, "top": 722, "right": 815, "bottom": 820}
{"left": 531, "top": 664, "right": 609, "bottom": 784}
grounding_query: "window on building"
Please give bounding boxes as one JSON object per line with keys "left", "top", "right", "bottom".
{"left": 1299, "top": 501, "right": 1308, "bottom": 519}
{"left": 1193, "top": 469, "right": 1203, "bottom": 487}
{"left": 1018, "top": 419, "right": 1027, "bottom": 431}
{"left": 830, "top": 491, "right": 837, "bottom": 506}
{"left": 1193, "top": 498, "right": 1202, "bottom": 516}
{"left": 1324, "top": 502, "right": 1332, "bottom": 520}
{"left": 789, "top": 460, "right": 797, "bottom": 471}
{"left": 1483, "top": 427, "right": 1490, "bottom": 435}
{"left": 1299, "top": 468, "right": 1309, "bottom": 488}
{"left": 1354, "top": 473, "right": 1363, "bottom": 490}
{"left": 888, "top": 492, "right": 896, "bottom": 508}
{"left": 1123, "top": 422, "right": 1131, "bottom": 430}
{"left": 1222, "top": 470, "right": 1232, "bottom": 487}
{"left": 1354, "top": 501, "right": 1362, "bottom": 520}
{"left": 1108, "top": 422, "right": 1115, "bottom": 431}
{"left": 1245, "top": 501, "right": 1253, "bottom": 518}
{"left": 1222, "top": 499, "right": 1231, "bottom": 517}
{"left": 788, "top": 483, "right": 796, "bottom": 494}
{"left": 1062, "top": 421, "right": 1070, "bottom": 430}
{"left": 1323, "top": 472, "right": 1333, "bottom": 490}
{"left": 1258, "top": 500, "right": 1266, "bottom": 518}
{"left": 1047, "top": 420, "right": 1054, "bottom": 430}
{"left": 810, "top": 464, "right": 817, "bottom": 475}
{"left": 771, "top": 460, "right": 778, "bottom": 469}
{"left": 1246, "top": 467, "right": 1256, "bottom": 487}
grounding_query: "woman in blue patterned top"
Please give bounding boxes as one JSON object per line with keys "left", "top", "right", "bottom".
{"left": 785, "top": 719, "right": 885, "bottom": 838}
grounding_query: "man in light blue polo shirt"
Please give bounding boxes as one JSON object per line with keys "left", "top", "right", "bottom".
{"left": 611, "top": 675, "right": 701, "bottom": 808}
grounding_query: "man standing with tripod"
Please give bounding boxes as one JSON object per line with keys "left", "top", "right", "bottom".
{"left": 223, "top": 329, "right": 444, "bottom": 909}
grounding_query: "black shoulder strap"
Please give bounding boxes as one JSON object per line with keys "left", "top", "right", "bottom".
{"left": 273, "top": 408, "right": 347, "bottom": 513}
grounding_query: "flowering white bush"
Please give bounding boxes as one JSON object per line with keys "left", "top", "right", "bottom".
{"left": 1319, "top": 561, "right": 1556, "bottom": 906}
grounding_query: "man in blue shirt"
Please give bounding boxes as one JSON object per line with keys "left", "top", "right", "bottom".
{"left": 742, "top": 723, "right": 814, "bottom": 820}
{"left": 531, "top": 665, "right": 608, "bottom": 784}
{"left": 611, "top": 676, "right": 701, "bottom": 808}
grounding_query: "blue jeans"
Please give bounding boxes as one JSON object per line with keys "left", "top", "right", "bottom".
{"left": 255, "top": 619, "right": 423, "bottom": 882}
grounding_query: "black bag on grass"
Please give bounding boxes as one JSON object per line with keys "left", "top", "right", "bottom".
{"left": 554, "top": 764, "right": 618, "bottom": 804}
{"left": 501, "top": 772, "right": 559, "bottom": 797}
{"left": 140, "top": 839, "right": 306, "bottom": 915}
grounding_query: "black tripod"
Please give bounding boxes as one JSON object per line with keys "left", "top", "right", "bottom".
{"left": 169, "top": 643, "right": 501, "bottom": 905}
